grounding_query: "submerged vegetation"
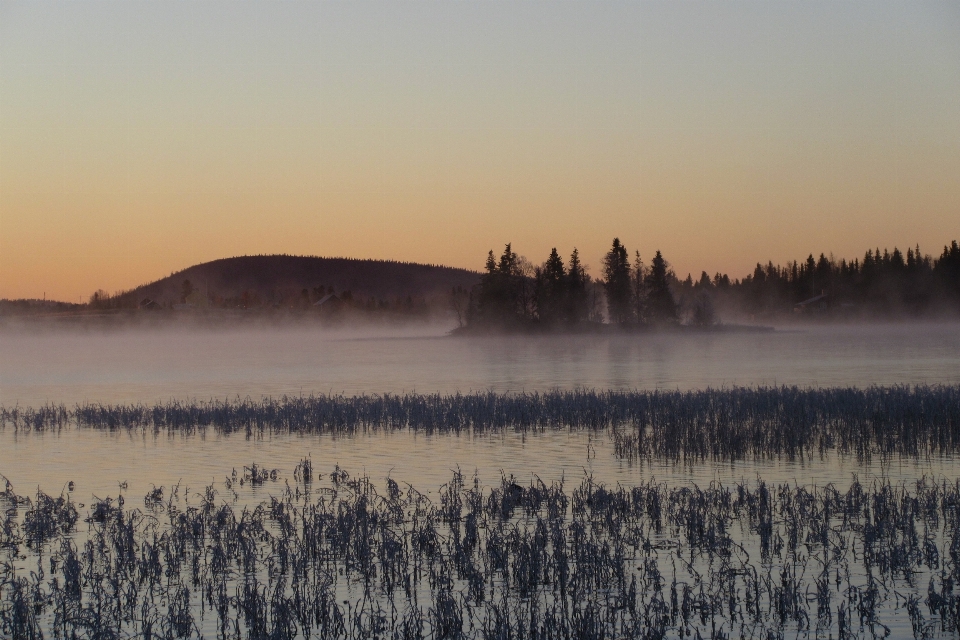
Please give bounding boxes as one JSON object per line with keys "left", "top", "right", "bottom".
{"left": 3, "top": 385, "right": 959, "bottom": 637}
{"left": 3, "top": 385, "right": 959, "bottom": 463}
{"left": 3, "top": 465, "right": 960, "bottom": 638}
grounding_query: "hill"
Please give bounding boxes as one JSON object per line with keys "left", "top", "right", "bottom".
{"left": 115, "top": 255, "right": 480, "bottom": 307}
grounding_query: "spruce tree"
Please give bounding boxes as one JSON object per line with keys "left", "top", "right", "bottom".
{"left": 477, "top": 248, "right": 506, "bottom": 325}
{"left": 603, "top": 238, "right": 632, "bottom": 324}
{"left": 535, "top": 248, "right": 567, "bottom": 325}
{"left": 567, "top": 248, "right": 589, "bottom": 324}
{"left": 632, "top": 251, "right": 647, "bottom": 324}
{"left": 475, "top": 244, "right": 529, "bottom": 327}
{"left": 645, "top": 250, "right": 677, "bottom": 324}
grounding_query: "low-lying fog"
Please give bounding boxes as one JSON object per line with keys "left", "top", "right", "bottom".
{"left": 1, "top": 322, "right": 958, "bottom": 407}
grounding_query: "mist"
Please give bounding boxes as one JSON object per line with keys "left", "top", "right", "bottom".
{"left": 2, "top": 321, "right": 957, "bottom": 408}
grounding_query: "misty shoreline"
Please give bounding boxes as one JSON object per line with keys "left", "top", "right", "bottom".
{"left": 5, "top": 305, "right": 960, "bottom": 336}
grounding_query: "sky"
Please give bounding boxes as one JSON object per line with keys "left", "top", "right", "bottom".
{"left": 1, "top": 1, "right": 958, "bottom": 302}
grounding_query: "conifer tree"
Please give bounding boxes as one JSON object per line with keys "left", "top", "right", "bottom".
{"left": 603, "top": 238, "right": 632, "bottom": 324}
{"left": 476, "top": 244, "right": 527, "bottom": 326}
{"left": 937, "top": 241, "right": 960, "bottom": 300}
{"left": 645, "top": 250, "right": 677, "bottom": 324}
{"left": 567, "top": 248, "right": 589, "bottom": 324}
{"left": 632, "top": 251, "right": 647, "bottom": 324}
{"left": 535, "top": 248, "right": 567, "bottom": 325}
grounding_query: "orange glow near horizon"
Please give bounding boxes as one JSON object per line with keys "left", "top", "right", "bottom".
{"left": 1, "top": 2, "right": 959, "bottom": 301}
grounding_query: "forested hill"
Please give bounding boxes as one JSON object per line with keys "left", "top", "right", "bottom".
{"left": 114, "top": 255, "right": 480, "bottom": 307}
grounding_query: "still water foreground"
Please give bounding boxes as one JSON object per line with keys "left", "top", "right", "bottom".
{"left": 2, "top": 385, "right": 960, "bottom": 638}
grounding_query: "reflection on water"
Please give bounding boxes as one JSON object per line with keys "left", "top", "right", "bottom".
{"left": 1, "top": 323, "right": 958, "bottom": 406}
{"left": 3, "top": 322, "right": 957, "bottom": 497}
{"left": 2, "top": 323, "right": 958, "bottom": 637}
{"left": 5, "top": 440, "right": 953, "bottom": 639}
{"left": 2, "top": 426, "right": 957, "bottom": 504}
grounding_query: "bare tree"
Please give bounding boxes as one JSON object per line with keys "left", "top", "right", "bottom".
{"left": 450, "top": 286, "right": 470, "bottom": 328}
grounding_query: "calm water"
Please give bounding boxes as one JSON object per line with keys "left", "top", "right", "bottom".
{"left": 1, "top": 322, "right": 958, "bottom": 497}
{"left": 2, "top": 322, "right": 958, "bottom": 406}
{"left": 3, "top": 426, "right": 958, "bottom": 507}
{"left": 2, "top": 323, "right": 958, "bottom": 638}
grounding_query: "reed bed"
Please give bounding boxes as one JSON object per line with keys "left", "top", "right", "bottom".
{"left": 3, "top": 385, "right": 959, "bottom": 461}
{"left": 2, "top": 465, "right": 960, "bottom": 639}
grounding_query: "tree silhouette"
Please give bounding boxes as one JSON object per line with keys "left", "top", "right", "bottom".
{"left": 567, "top": 248, "right": 589, "bottom": 324}
{"left": 450, "top": 285, "right": 470, "bottom": 328}
{"left": 691, "top": 292, "right": 716, "bottom": 326}
{"left": 465, "top": 237, "right": 960, "bottom": 329}
{"left": 937, "top": 241, "right": 960, "bottom": 301}
{"left": 645, "top": 250, "right": 677, "bottom": 324}
{"left": 631, "top": 251, "right": 647, "bottom": 324}
{"left": 534, "top": 248, "right": 567, "bottom": 325}
{"left": 602, "top": 238, "right": 632, "bottom": 324}
{"left": 475, "top": 244, "right": 529, "bottom": 327}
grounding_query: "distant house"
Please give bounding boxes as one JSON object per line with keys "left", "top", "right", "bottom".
{"left": 314, "top": 293, "right": 344, "bottom": 311}
{"left": 794, "top": 291, "right": 829, "bottom": 314}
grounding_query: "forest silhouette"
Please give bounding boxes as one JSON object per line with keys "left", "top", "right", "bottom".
{"left": 461, "top": 239, "right": 960, "bottom": 331}
{"left": 2, "top": 241, "right": 958, "bottom": 327}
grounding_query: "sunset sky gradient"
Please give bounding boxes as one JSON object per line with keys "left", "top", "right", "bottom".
{"left": 1, "top": 1, "right": 958, "bottom": 301}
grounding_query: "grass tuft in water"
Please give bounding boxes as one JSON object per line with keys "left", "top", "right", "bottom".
{"left": 2, "top": 466, "right": 960, "bottom": 638}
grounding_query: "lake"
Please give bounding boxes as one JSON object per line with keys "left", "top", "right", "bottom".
{"left": 2, "top": 322, "right": 958, "bottom": 407}
{"left": 0, "top": 321, "right": 957, "bottom": 497}
{"left": 2, "top": 322, "right": 959, "bottom": 638}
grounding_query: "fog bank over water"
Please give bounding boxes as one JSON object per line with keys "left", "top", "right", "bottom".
{"left": 1, "top": 323, "right": 957, "bottom": 407}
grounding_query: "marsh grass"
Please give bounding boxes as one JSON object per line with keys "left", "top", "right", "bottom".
{"left": 2, "top": 462, "right": 960, "bottom": 639}
{"left": 3, "top": 385, "right": 959, "bottom": 638}
{"left": 3, "top": 386, "right": 957, "bottom": 462}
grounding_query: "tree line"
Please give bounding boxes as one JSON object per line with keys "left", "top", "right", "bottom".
{"left": 463, "top": 238, "right": 960, "bottom": 329}
{"left": 9, "top": 241, "right": 957, "bottom": 324}
{"left": 719, "top": 241, "right": 960, "bottom": 319}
